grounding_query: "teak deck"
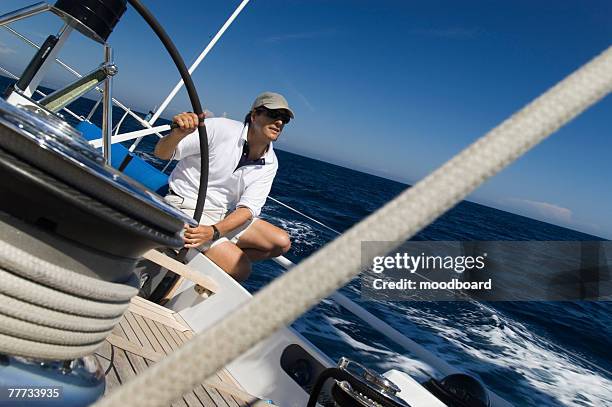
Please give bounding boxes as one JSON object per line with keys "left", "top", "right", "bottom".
{"left": 95, "top": 296, "right": 255, "bottom": 407}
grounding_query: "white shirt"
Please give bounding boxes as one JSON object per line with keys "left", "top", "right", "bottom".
{"left": 168, "top": 118, "right": 278, "bottom": 217}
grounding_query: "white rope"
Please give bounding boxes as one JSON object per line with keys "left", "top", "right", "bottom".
{"left": 0, "top": 239, "right": 136, "bottom": 302}
{"left": 0, "top": 268, "right": 130, "bottom": 317}
{"left": 0, "top": 223, "right": 138, "bottom": 360}
{"left": 277, "top": 180, "right": 612, "bottom": 379}
{"left": 113, "top": 108, "right": 131, "bottom": 136}
{"left": 0, "top": 292, "right": 123, "bottom": 332}
{"left": 0, "top": 267, "right": 134, "bottom": 359}
{"left": 0, "top": 332, "right": 105, "bottom": 360}
{"left": 95, "top": 46, "right": 612, "bottom": 407}
{"left": 0, "top": 312, "right": 111, "bottom": 345}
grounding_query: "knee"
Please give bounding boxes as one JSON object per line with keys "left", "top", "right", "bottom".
{"left": 275, "top": 232, "right": 291, "bottom": 256}
{"left": 206, "top": 245, "right": 252, "bottom": 282}
{"left": 231, "top": 254, "right": 252, "bottom": 282}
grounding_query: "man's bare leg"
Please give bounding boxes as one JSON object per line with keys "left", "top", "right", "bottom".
{"left": 203, "top": 220, "right": 290, "bottom": 281}
{"left": 236, "top": 219, "right": 291, "bottom": 262}
{"left": 204, "top": 241, "right": 252, "bottom": 282}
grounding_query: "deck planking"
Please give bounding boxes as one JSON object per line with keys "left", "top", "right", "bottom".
{"left": 94, "top": 298, "right": 253, "bottom": 407}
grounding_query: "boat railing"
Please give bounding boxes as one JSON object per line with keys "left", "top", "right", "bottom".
{"left": 0, "top": 63, "right": 82, "bottom": 121}
{"left": 1, "top": 1, "right": 251, "bottom": 151}
{"left": 1, "top": 24, "right": 165, "bottom": 138}
{"left": 271, "top": 254, "right": 460, "bottom": 377}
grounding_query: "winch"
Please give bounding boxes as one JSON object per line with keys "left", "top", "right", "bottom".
{"left": 307, "top": 358, "right": 410, "bottom": 407}
{"left": 0, "top": 0, "right": 205, "bottom": 404}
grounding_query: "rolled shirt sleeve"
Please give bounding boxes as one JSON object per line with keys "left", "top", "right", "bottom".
{"left": 173, "top": 119, "right": 216, "bottom": 161}
{"left": 236, "top": 164, "right": 277, "bottom": 217}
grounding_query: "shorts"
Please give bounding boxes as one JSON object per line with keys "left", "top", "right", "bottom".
{"left": 164, "top": 193, "right": 257, "bottom": 251}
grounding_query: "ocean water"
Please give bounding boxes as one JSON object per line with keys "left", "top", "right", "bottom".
{"left": 3, "top": 76, "right": 611, "bottom": 406}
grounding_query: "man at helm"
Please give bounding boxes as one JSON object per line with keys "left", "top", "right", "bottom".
{"left": 154, "top": 92, "right": 293, "bottom": 281}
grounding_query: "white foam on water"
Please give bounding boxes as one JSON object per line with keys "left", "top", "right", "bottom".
{"left": 474, "top": 318, "right": 612, "bottom": 406}
{"left": 320, "top": 314, "right": 438, "bottom": 380}
{"left": 294, "top": 297, "right": 611, "bottom": 406}
{"left": 377, "top": 304, "right": 612, "bottom": 406}
{"left": 263, "top": 217, "right": 321, "bottom": 247}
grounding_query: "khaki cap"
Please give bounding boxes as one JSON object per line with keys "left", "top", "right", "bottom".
{"left": 251, "top": 92, "right": 294, "bottom": 118}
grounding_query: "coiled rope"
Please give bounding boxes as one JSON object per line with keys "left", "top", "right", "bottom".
{"left": 0, "top": 229, "right": 138, "bottom": 360}
{"left": 93, "top": 45, "right": 611, "bottom": 406}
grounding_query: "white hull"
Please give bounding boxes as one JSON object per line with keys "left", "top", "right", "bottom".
{"left": 166, "top": 251, "right": 334, "bottom": 406}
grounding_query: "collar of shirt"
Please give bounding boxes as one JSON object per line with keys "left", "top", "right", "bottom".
{"left": 238, "top": 124, "right": 276, "bottom": 166}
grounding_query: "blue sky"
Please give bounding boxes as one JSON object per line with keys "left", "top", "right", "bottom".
{"left": 1, "top": 0, "right": 611, "bottom": 237}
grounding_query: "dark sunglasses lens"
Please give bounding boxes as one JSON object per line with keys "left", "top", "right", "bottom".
{"left": 266, "top": 109, "right": 291, "bottom": 123}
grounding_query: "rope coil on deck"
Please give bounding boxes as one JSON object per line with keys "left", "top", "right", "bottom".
{"left": 94, "top": 45, "right": 612, "bottom": 407}
{"left": 0, "top": 237, "right": 138, "bottom": 360}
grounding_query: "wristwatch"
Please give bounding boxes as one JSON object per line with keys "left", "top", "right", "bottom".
{"left": 211, "top": 225, "right": 221, "bottom": 241}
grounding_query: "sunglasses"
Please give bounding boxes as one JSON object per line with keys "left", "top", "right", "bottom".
{"left": 257, "top": 107, "right": 291, "bottom": 124}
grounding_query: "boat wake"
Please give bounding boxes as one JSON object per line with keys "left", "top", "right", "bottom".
{"left": 258, "top": 201, "right": 612, "bottom": 406}
{"left": 292, "top": 293, "right": 612, "bottom": 407}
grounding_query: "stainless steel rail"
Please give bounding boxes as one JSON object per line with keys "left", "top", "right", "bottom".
{"left": 0, "top": 65, "right": 82, "bottom": 121}
{"left": 0, "top": 25, "right": 164, "bottom": 139}
{"left": 102, "top": 44, "right": 113, "bottom": 164}
{"left": 0, "top": 2, "right": 50, "bottom": 26}
{"left": 271, "top": 255, "right": 459, "bottom": 378}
